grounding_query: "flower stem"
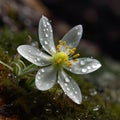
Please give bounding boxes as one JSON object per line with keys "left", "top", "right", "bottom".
{"left": 18, "top": 64, "right": 38, "bottom": 77}
{"left": 0, "top": 60, "right": 13, "bottom": 71}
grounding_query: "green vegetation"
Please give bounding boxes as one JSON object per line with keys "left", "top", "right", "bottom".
{"left": 0, "top": 29, "right": 120, "bottom": 120}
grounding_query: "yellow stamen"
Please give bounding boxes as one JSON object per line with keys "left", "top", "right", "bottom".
{"left": 59, "top": 40, "right": 62, "bottom": 44}
{"left": 71, "top": 48, "right": 76, "bottom": 51}
{"left": 74, "top": 59, "right": 78, "bottom": 62}
{"left": 62, "top": 41, "right": 66, "bottom": 45}
{"left": 73, "top": 53, "right": 80, "bottom": 58}
{"left": 57, "top": 45, "right": 61, "bottom": 51}
{"left": 69, "top": 50, "right": 75, "bottom": 55}
{"left": 65, "top": 45, "right": 70, "bottom": 49}
{"left": 66, "top": 61, "right": 73, "bottom": 66}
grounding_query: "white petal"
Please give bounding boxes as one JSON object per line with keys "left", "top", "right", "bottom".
{"left": 17, "top": 45, "right": 52, "bottom": 66}
{"left": 62, "top": 25, "right": 83, "bottom": 48}
{"left": 35, "top": 66, "right": 57, "bottom": 91}
{"left": 39, "top": 16, "right": 56, "bottom": 55}
{"left": 58, "top": 70, "right": 82, "bottom": 104}
{"left": 65, "top": 58, "right": 101, "bottom": 74}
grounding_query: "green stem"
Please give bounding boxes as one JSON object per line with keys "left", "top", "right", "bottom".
{"left": 0, "top": 60, "right": 13, "bottom": 71}
{"left": 18, "top": 64, "right": 38, "bottom": 77}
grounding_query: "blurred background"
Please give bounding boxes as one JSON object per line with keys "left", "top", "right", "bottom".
{"left": 0, "top": 0, "right": 120, "bottom": 60}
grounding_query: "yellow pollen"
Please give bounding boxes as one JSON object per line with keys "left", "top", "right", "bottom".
{"left": 73, "top": 53, "right": 80, "bottom": 58}
{"left": 62, "top": 41, "right": 66, "bottom": 45}
{"left": 59, "top": 40, "right": 62, "bottom": 43}
{"left": 72, "top": 48, "right": 76, "bottom": 51}
{"left": 52, "top": 52, "right": 69, "bottom": 69}
{"left": 74, "top": 59, "right": 78, "bottom": 62}
{"left": 57, "top": 45, "right": 61, "bottom": 51}
{"left": 69, "top": 50, "right": 75, "bottom": 55}
{"left": 65, "top": 45, "right": 70, "bottom": 49}
{"left": 66, "top": 61, "right": 73, "bottom": 66}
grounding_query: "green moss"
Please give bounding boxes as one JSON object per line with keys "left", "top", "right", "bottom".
{"left": 0, "top": 29, "right": 120, "bottom": 120}
{"left": 0, "top": 28, "right": 38, "bottom": 56}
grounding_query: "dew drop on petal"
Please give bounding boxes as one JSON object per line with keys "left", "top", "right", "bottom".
{"left": 82, "top": 68, "right": 87, "bottom": 73}
{"left": 77, "top": 32, "right": 81, "bottom": 35}
{"left": 87, "top": 66, "right": 91, "bottom": 70}
{"left": 45, "top": 41, "right": 48, "bottom": 45}
{"left": 47, "top": 22, "right": 50, "bottom": 25}
{"left": 41, "top": 69, "right": 45, "bottom": 72}
{"left": 37, "top": 76, "right": 41, "bottom": 79}
{"left": 65, "top": 83, "right": 68, "bottom": 86}
{"left": 80, "top": 60, "right": 85, "bottom": 65}
{"left": 45, "top": 34, "right": 48, "bottom": 37}
{"left": 75, "top": 91, "right": 78, "bottom": 94}
{"left": 37, "top": 58, "right": 40, "bottom": 61}
{"left": 67, "top": 87, "right": 70, "bottom": 91}
{"left": 34, "top": 59, "right": 37, "bottom": 63}
{"left": 65, "top": 77, "right": 70, "bottom": 83}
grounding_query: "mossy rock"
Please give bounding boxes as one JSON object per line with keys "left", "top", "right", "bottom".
{"left": 0, "top": 28, "right": 120, "bottom": 120}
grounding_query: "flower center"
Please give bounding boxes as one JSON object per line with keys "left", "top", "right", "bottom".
{"left": 52, "top": 52, "right": 69, "bottom": 69}
{"left": 51, "top": 40, "right": 80, "bottom": 69}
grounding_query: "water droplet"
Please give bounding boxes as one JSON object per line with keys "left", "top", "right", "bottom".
{"left": 47, "top": 22, "right": 50, "bottom": 25}
{"left": 44, "top": 24, "right": 47, "bottom": 27}
{"left": 34, "top": 59, "right": 37, "bottom": 62}
{"left": 50, "top": 29, "right": 53, "bottom": 33}
{"left": 65, "top": 77, "right": 70, "bottom": 83}
{"left": 87, "top": 66, "right": 91, "bottom": 70}
{"left": 37, "top": 58, "right": 40, "bottom": 61}
{"left": 38, "top": 72, "right": 41, "bottom": 75}
{"left": 45, "top": 41, "right": 48, "bottom": 45}
{"left": 46, "top": 28, "right": 49, "bottom": 31}
{"left": 77, "top": 32, "right": 81, "bottom": 35}
{"left": 37, "top": 76, "right": 41, "bottom": 79}
{"left": 80, "top": 60, "right": 85, "bottom": 65}
{"left": 40, "top": 38, "right": 43, "bottom": 41}
{"left": 75, "top": 91, "right": 78, "bottom": 94}
{"left": 93, "top": 105, "right": 99, "bottom": 111}
{"left": 45, "top": 34, "right": 48, "bottom": 37}
{"left": 65, "top": 83, "right": 68, "bottom": 86}
{"left": 43, "top": 29, "right": 46, "bottom": 31}
{"left": 89, "top": 89, "right": 97, "bottom": 96}
{"left": 67, "top": 87, "right": 70, "bottom": 91}
{"left": 92, "top": 64, "right": 97, "bottom": 69}
{"left": 82, "top": 68, "right": 87, "bottom": 73}
{"left": 41, "top": 69, "right": 45, "bottom": 72}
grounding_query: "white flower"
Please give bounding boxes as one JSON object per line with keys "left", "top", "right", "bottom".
{"left": 17, "top": 16, "right": 101, "bottom": 104}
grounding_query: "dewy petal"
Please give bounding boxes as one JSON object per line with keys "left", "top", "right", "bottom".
{"left": 38, "top": 16, "right": 56, "bottom": 55}
{"left": 35, "top": 66, "right": 57, "bottom": 91}
{"left": 65, "top": 58, "right": 101, "bottom": 74}
{"left": 17, "top": 45, "right": 52, "bottom": 66}
{"left": 62, "top": 25, "right": 83, "bottom": 48}
{"left": 58, "top": 70, "right": 82, "bottom": 104}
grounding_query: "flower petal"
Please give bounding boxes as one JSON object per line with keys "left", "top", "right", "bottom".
{"left": 58, "top": 70, "right": 82, "bottom": 104}
{"left": 65, "top": 58, "right": 101, "bottom": 74}
{"left": 35, "top": 66, "right": 57, "bottom": 91}
{"left": 17, "top": 45, "right": 52, "bottom": 66}
{"left": 39, "top": 16, "right": 56, "bottom": 55}
{"left": 62, "top": 25, "right": 83, "bottom": 48}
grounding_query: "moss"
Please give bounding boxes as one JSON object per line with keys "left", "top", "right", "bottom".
{"left": 0, "top": 28, "right": 38, "bottom": 56}
{"left": 0, "top": 29, "right": 120, "bottom": 120}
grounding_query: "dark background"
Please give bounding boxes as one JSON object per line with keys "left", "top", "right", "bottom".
{"left": 41, "top": 0, "right": 120, "bottom": 60}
